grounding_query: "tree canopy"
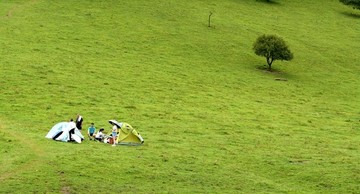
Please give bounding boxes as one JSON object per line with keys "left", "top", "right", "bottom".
{"left": 340, "top": 0, "right": 360, "bottom": 9}
{"left": 253, "top": 34, "right": 293, "bottom": 71}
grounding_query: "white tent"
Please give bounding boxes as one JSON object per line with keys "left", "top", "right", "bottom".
{"left": 45, "top": 122, "right": 84, "bottom": 143}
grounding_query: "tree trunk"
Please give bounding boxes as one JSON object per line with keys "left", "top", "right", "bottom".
{"left": 266, "top": 57, "right": 273, "bottom": 71}
{"left": 208, "top": 12, "right": 213, "bottom": 27}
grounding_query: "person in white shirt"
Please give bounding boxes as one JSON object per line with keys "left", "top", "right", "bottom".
{"left": 76, "top": 114, "right": 83, "bottom": 130}
{"left": 111, "top": 124, "right": 118, "bottom": 146}
{"left": 94, "top": 128, "right": 105, "bottom": 141}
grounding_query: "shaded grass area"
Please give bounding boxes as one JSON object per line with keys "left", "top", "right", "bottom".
{"left": 341, "top": 11, "right": 360, "bottom": 19}
{"left": 0, "top": 0, "right": 360, "bottom": 193}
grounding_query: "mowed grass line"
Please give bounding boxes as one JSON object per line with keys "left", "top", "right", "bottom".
{"left": 0, "top": 0, "right": 359, "bottom": 193}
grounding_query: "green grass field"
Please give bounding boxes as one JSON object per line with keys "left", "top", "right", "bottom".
{"left": 0, "top": 0, "right": 359, "bottom": 193}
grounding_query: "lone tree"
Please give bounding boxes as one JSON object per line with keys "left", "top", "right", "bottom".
{"left": 253, "top": 34, "right": 293, "bottom": 71}
{"left": 340, "top": 0, "right": 360, "bottom": 9}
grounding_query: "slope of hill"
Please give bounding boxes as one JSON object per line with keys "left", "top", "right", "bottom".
{"left": 0, "top": 0, "right": 359, "bottom": 193}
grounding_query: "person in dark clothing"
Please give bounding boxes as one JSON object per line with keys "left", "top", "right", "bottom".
{"left": 68, "top": 118, "right": 76, "bottom": 141}
{"left": 76, "top": 114, "right": 83, "bottom": 130}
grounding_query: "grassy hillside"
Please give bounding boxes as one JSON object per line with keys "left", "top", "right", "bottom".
{"left": 0, "top": 0, "right": 359, "bottom": 193}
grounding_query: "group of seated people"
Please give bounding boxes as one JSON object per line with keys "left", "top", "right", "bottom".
{"left": 87, "top": 123, "right": 107, "bottom": 142}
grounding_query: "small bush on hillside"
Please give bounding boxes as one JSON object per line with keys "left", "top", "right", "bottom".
{"left": 340, "top": 0, "right": 360, "bottom": 9}
{"left": 253, "top": 34, "right": 293, "bottom": 71}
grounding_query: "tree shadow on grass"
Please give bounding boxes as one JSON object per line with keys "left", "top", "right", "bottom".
{"left": 255, "top": 0, "right": 281, "bottom": 5}
{"left": 256, "top": 64, "right": 280, "bottom": 73}
{"left": 256, "top": 64, "right": 294, "bottom": 81}
{"left": 340, "top": 11, "right": 360, "bottom": 19}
